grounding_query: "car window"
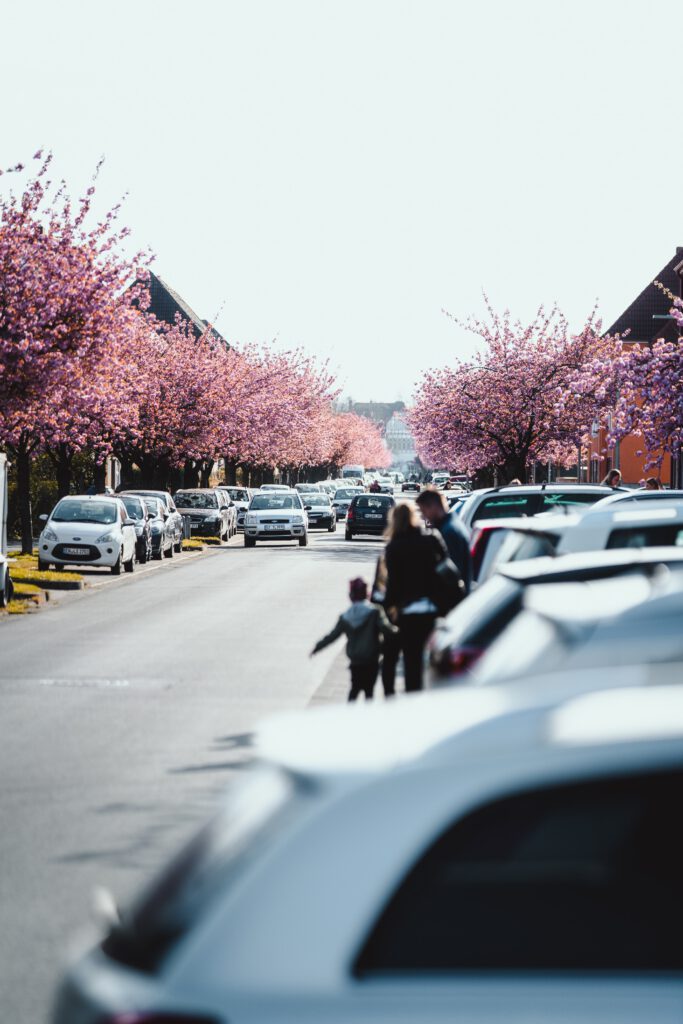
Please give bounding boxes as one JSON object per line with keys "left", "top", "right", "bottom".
{"left": 307, "top": 496, "right": 331, "bottom": 507}
{"left": 174, "top": 493, "right": 218, "bottom": 509}
{"left": 51, "top": 499, "right": 118, "bottom": 525}
{"left": 121, "top": 497, "right": 145, "bottom": 520}
{"left": 251, "top": 495, "right": 297, "bottom": 510}
{"left": 471, "top": 495, "right": 533, "bottom": 523}
{"left": 606, "top": 525, "right": 683, "bottom": 549}
{"left": 356, "top": 769, "right": 683, "bottom": 973}
{"left": 356, "top": 496, "right": 392, "bottom": 509}
{"left": 540, "top": 492, "right": 605, "bottom": 511}
{"left": 144, "top": 498, "right": 161, "bottom": 516}
{"left": 334, "top": 489, "right": 358, "bottom": 500}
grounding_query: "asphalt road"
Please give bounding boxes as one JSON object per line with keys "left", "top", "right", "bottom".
{"left": 0, "top": 525, "right": 382, "bottom": 1021}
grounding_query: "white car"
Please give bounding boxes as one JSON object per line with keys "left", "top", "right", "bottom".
{"left": 37, "top": 496, "right": 137, "bottom": 574}
{"left": 243, "top": 491, "right": 308, "bottom": 546}
{"left": 54, "top": 674, "right": 683, "bottom": 1023}
{"left": 556, "top": 504, "right": 683, "bottom": 555}
{"left": 377, "top": 476, "right": 395, "bottom": 494}
{"left": 331, "top": 485, "right": 364, "bottom": 520}
{"left": 217, "top": 485, "right": 253, "bottom": 531}
{"left": 259, "top": 483, "right": 291, "bottom": 493}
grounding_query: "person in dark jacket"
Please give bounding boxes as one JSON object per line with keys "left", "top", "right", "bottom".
{"left": 416, "top": 487, "right": 472, "bottom": 594}
{"left": 384, "top": 504, "right": 448, "bottom": 692}
{"left": 311, "top": 577, "right": 397, "bottom": 701}
{"left": 371, "top": 554, "right": 400, "bottom": 698}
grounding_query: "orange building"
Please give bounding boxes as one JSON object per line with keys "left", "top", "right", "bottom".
{"left": 585, "top": 248, "right": 683, "bottom": 487}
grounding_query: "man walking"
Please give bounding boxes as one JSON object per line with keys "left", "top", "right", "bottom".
{"left": 416, "top": 487, "right": 472, "bottom": 594}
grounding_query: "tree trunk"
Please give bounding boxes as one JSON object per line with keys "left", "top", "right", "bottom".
{"left": 55, "top": 443, "right": 73, "bottom": 498}
{"left": 183, "top": 460, "right": 200, "bottom": 488}
{"left": 93, "top": 461, "right": 107, "bottom": 492}
{"left": 16, "top": 443, "right": 34, "bottom": 555}
{"left": 199, "top": 459, "right": 214, "bottom": 488}
{"left": 223, "top": 459, "right": 237, "bottom": 485}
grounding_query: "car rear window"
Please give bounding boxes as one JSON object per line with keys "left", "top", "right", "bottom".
{"left": 540, "top": 491, "right": 605, "bottom": 511}
{"left": 472, "top": 495, "right": 532, "bottom": 523}
{"left": 356, "top": 496, "right": 393, "bottom": 508}
{"left": 607, "top": 525, "right": 683, "bottom": 549}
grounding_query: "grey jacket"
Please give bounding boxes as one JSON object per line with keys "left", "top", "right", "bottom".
{"left": 313, "top": 600, "right": 398, "bottom": 665}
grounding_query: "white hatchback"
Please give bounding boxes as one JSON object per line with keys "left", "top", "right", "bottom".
{"left": 54, "top": 674, "right": 683, "bottom": 1023}
{"left": 243, "top": 490, "right": 308, "bottom": 546}
{"left": 38, "top": 495, "right": 137, "bottom": 574}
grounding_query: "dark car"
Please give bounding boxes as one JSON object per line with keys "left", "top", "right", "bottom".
{"left": 119, "top": 494, "right": 153, "bottom": 564}
{"left": 303, "top": 493, "right": 337, "bottom": 531}
{"left": 174, "top": 488, "right": 231, "bottom": 540}
{"left": 345, "top": 493, "right": 395, "bottom": 540}
{"left": 401, "top": 479, "right": 420, "bottom": 492}
{"left": 141, "top": 495, "right": 177, "bottom": 559}
{"left": 122, "top": 490, "right": 184, "bottom": 553}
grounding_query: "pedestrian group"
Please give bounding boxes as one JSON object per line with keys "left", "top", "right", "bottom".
{"left": 311, "top": 487, "right": 471, "bottom": 700}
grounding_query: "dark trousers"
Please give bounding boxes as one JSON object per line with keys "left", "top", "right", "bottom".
{"left": 349, "top": 662, "right": 378, "bottom": 701}
{"left": 398, "top": 613, "right": 436, "bottom": 692}
{"left": 380, "top": 630, "right": 400, "bottom": 697}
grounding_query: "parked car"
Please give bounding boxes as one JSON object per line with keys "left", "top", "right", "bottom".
{"left": 53, "top": 676, "right": 683, "bottom": 1024}
{"left": 119, "top": 493, "right": 153, "bottom": 564}
{"left": 216, "top": 485, "right": 253, "bottom": 531}
{"left": 589, "top": 488, "right": 683, "bottom": 511}
{"left": 244, "top": 491, "right": 308, "bottom": 547}
{"left": 345, "top": 493, "right": 395, "bottom": 540}
{"left": 122, "top": 490, "right": 184, "bottom": 553}
{"left": 470, "top": 514, "right": 582, "bottom": 586}
{"left": 37, "top": 495, "right": 137, "bottom": 574}
{"left": 174, "top": 488, "right": 232, "bottom": 541}
{"left": 331, "top": 486, "right": 364, "bottom": 521}
{"left": 475, "top": 571, "right": 683, "bottom": 686}
{"left": 555, "top": 504, "right": 683, "bottom": 555}
{"left": 260, "top": 484, "right": 292, "bottom": 493}
{"left": 459, "top": 484, "right": 612, "bottom": 530}
{"left": 295, "top": 483, "right": 323, "bottom": 495}
{"left": 302, "top": 493, "right": 337, "bottom": 531}
{"left": 141, "top": 495, "right": 176, "bottom": 560}
{"left": 427, "top": 546, "right": 683, "bottom": 686}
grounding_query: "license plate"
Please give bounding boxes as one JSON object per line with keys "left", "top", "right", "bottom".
{"left": 265, "top": 524, "right": 285, "bottom": 531}
{"left": 366, "top": 514, "right": 382, "bottom": 519}
{"left": 63, "top": 546, "right": 89, "bottom": 556}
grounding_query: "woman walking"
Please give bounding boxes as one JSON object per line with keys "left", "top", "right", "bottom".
{"left": 384, "top": 503, "right": 449, "bottom": 692}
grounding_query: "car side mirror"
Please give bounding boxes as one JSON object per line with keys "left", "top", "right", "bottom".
{"left": 124, "top": 518, "right": 136, "bottom": 527}
{"left": 39, "top": 513, "right": 48, "bottom": 522}
{"left": 304, "top": 505, "right": 312, "bottom": 511}
{"left": 147, "top": 513, "right": 155, "bottom": 520}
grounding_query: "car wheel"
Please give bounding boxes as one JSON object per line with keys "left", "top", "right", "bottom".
{"left": 244, "top": 536, "right": 256, "bottom": 548}
{"left": 328, "top": 522, "right": 336, "bottom": 532}
{"left": 173, "top": 535, "right": 182, "bottom": 554}
{"left": 111, "top": 552, "right": 122, "bottom": 575}
{"left": 37, "top": 558, "right": 51, "bottom": 572}
{"left": 138, "top": 542, "right": 147, "bottom": 565}
{"left": 299, "top": 533, "right": 308, "bottom": 547}
{"left": 152, "top": 545, "right": 163, "bottom": 561}
{"left": 164, "top": 538, "right": 174, "bottom": 558}
{"left": 124, "top": 549, "right": 136, "bottom": 573}
{"left": 345, "top": 529, "right": 353, "bottom": 541}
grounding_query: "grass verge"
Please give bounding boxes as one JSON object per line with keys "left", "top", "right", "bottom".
{"left": 182, "top": 539, "right": 206, "bottom": 551}
{"left": 192, "top": 535, "right": 222, "bottom": 546}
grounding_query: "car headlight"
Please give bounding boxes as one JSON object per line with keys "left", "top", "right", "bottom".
{"left": 245, "top": 514, "right": 257, "bottom": 525}
{"left": 42, "top": 526, "right": 58, "bottom": 542}
{"left": 151, "top": 524, "right": 162, "bottom": 534}
{"left": 292, "top": 515, "right": 304, "bottom": 524}
{"left": 97, "top": 531, "right": 118, "bottom": 543}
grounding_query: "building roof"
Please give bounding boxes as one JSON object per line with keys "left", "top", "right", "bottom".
{"left": 146, "top": 271, "right": 227, "bottom": 346}
{"left": 607, "top": 247, "right": 683, "bottom": 343}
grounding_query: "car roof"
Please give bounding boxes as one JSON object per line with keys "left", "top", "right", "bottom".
{"left": 256, "top": 670, "right": 683, "bottom": 777}
{"left": 499, "top": 546, "right": 683, "bottom": 582}
{"left": 570, "top": 504, "right": 683, "bottom": 527}
{"left": 473, "top": 513, "right": 584, "bottom": 535}
{"left": 590, "top": 489, "right": 683, "bottom": 510}
{"left": 469, "top": 484, "right": 612, "bottom": 498}
{"left": 58, "top": 494, "right": 120, "bottom": 503}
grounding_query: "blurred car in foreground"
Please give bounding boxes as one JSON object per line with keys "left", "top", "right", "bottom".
{"left": 54, "top": 677, "right": 683, "bottom": 1023}
{"left": 37, "top": 496, "right": 137, "bottom": 574}
{"left": 345, "top": 493, "right": 395, "bottom": 540}
{"left": 555, "top": 504, "right": 683, "bottom": 555}
{"left": 459, "top": 484, "right": 611, "bottom": 529}
{"left": 589, "top": 488, "right": 683, "bottom": 511}
{"left": 469, "top": 515, "right": 581, "bottom": 587}
{"left": 475, "top": 571, "right": 683, "bottom": 685}
{"left": 428, "top": 547, "right": 683, "bottom": 685}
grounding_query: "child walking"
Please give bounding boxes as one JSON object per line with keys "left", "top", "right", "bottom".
{"left": 310, "top": 577, "right": 398, "bottom": 701}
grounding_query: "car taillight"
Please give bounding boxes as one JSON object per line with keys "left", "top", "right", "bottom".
{"left": 470, "top": 526, "right": 495, "bottom": 580}
{"left": 445, "top": 644, "right": 485, "bottom": 675}
{"left": 347, "top": 506, "right": 354, "bottom": 520}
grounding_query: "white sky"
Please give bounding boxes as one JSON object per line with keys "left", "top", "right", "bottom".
{"left": 3, "top": 0, "right": 683, "bottom": 402}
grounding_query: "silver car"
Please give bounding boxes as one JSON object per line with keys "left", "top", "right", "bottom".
{"left": 243, "top": 491, "right": 308, "bottom": 546}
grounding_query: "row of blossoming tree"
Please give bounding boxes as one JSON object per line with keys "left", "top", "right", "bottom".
{"left": 409, "top": 291, "right": 683, "bottom": 487}
{"left": 0, "top": 155, "right": 390, "bottom": 552}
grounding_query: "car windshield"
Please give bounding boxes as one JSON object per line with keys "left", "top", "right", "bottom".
{"left": 335, "top": 489, "right": 359, "bottom": 500}
{"left": 144, "top": 498, "right": 162, "bottom": 517}
{"left": 174, "top": 493, "right": 218, "bottom": 509}
{"left": 223, "top": 488, "right": 248, "bottom": 501}
{"left": 122, "top": 497, "right": 145, "bottom": 520}
{"left": 51, "top": 499, "right": 118, "bottom": 524}
{"left": 251, "top": 495, "right": 299, "bottom": 510}
{"left": 306, "top": 496, "right": 331, "bottom": 507}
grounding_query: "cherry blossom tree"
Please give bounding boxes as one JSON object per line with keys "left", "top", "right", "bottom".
{"left": 410, "top": 299, "right": 622, "bottom": 484}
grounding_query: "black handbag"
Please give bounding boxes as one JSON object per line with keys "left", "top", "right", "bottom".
{"left": 432, "top": 554, "right": 465, "bottom": 615}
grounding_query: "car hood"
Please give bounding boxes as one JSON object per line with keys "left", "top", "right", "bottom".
{"left": 45, "top": 521, "right": 121, "bottom": 539}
